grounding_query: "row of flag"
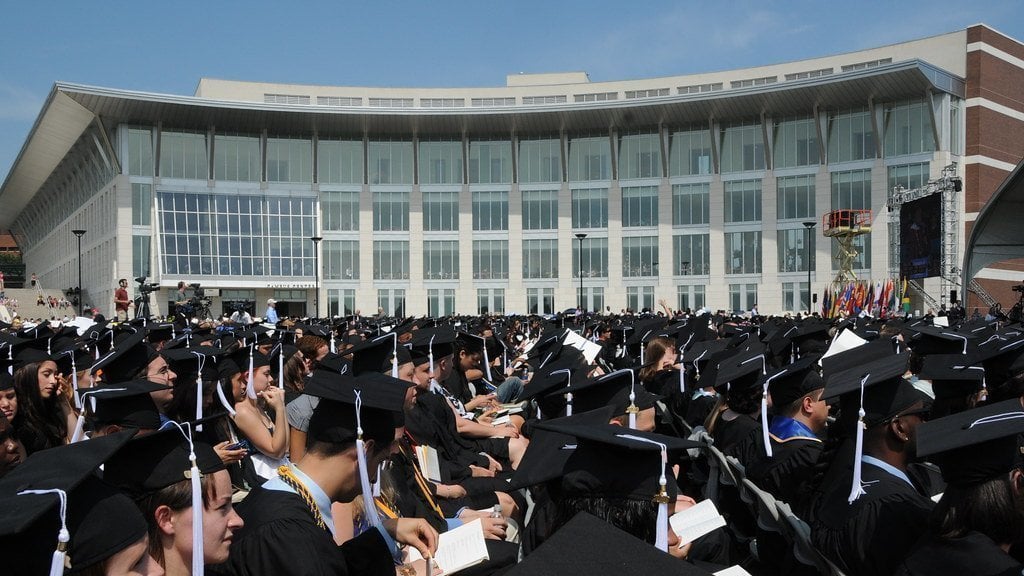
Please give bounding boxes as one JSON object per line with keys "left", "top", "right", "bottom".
{"left": 820, "top": 278, "right": 911, "bottom": 318}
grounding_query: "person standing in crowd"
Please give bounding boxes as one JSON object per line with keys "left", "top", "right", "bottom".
{"left": 265, "top": 298, "right": 279, "bottom": 323}
{"left": 114, "top": 278, "right": 132, "bottom": 322}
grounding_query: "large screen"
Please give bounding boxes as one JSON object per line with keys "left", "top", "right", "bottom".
{"left": 899, "top": 194, "right": 942, "bottom": 279}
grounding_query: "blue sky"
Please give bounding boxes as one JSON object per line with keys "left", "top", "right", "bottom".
{"left": 1, "top": 0, "right": 1020, "bottom": 183}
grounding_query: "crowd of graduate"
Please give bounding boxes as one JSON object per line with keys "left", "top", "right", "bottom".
{"left": 2, "top": 305, "right": 1024, "bottom": 576}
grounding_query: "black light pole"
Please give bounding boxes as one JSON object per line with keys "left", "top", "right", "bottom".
{"left": 72, "top": 229, "right": 86, "bottom": 309}
{"left": 310, "top": 236, "right": 322, "bottom": 319}
{"left": 802, "top": 221, "right": 816, "bottom": 314}
{"left": 575, "top": 233, "right": 587, "bottom": 312}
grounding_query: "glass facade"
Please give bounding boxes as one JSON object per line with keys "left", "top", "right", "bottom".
{"left": 419, "top": 140, "right": 464, "bottom": 184}
{"left": 673, "top": 234, "right": 710, "bottom": 275}
{"left": 473, "top": 240, "right": 508, "bottom": 280}
{"left": 127, "top": 127, "right": 154, "bottom": 177}
{"left": 527, "top": 288, "right": 555, "bottom": 314}
{"left": 266, "top": 137, "right": 312, "bottom": 183}
{"left": 776, "top": 175, "right": 815, "bottom": 220}
{"left": 519, "top": 138, "right": 561, "bottom": 183}
{"left": 618, "top": 133, "right": 661, "bottom": 179}
{"left": 777, "top": 229, "right": 815, "bottom": 273}
{"left": 888, "top": 162, "right": 930, "bottom": 193}
{"left": 622, "top": 236, "right": 658, "bottom": 277}
{"left": 672, "top": 183, "right": 710, "bottom": 226}
{"left": 423, "top": 240, "right": 459, "bottom": 280}
{"left": 373, "top": 240, "right": 410, "bottom": 280}
{"left": 427, "top": 288, "right": 456, "bottom": 317}
{"left": 725, "top": 231, "right": 762, "bottom": 274}
{"left": 724, "top": 179, "right": 762, "bottom": 223}
{"left": 571, "top": 188, "right": 608, "bottom": 229}
{"left": 884, "top": 99, "right": 935, "bottom": 157}
{"left": 368, "top": 141, "right": 414, "bottom": 184}
{"left": 568, "top": 136, "right": 611, "bottom": 181}
{"left": 214, "top": 134, "right": 261, "bottom": 182}
{"left": 323, "top": 240, "right": 359, "bottom": 280}
{"left": 626, "top": 286, "right": 655, "bottom": 312}
{"left": 522, "top": 190, "right": 558, "bottom": 230}
{"left": 322, "top": 191, "right": 359, "bottom": 231}
{"left": 422, "top": 191, "right": 459, "bottom": 231}
{"left": 159, "top": 130, "right": 208, "bottom": 180}
{"left": 827, "top": 109, "right": 875, "bottom": 163}
{"left": 468, "top": 140, "right": 512, "bottom": 184}
{"left": 831, "top": 169, "right": 872, "bottom": 269}
{"left": 669, "top": 128, "right": 712, "bottom": 176}
{"left": 677, "top": 285, "right": 706, "bottom": 311}
{"left": 472, "top": 191, "right": 509, "bottom": 231}
{"left": 318, "top": 139, "right": 363, "bottom": 184}
{"left": 782, "top": 281, "right": 810, "bottom": 313}
{"left": 773, "top": 116, "right": 819, "bottom": 168}
{"left": 373, "top": 191, "right": 410, "bottom": 231}
{"left": 477, "top": 289, "right": 505, "bottom": 314}
{"left": 132, "top": 183, "right": 152, "bottom": 226}
{"left": 621, "top": 186, "right": 658, "bottom": 227}
{"left": 573, "top": 237, "right": 608, "bottom": 278}
{"left": 729, "top": 283, "right": 758, "bottom": 313}
{"left": 522, "top": 239, "right": 558, "bottom": 279}
{"left": 720, "top": 121, "right": 765, "bottom": 173}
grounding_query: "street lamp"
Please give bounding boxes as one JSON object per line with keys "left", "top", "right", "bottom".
{"left": 310, "top": 236, "right": 322, "bottom": 319}
{"left": 802, "top": 221, "right": 816, "bottom": 314}
{"left": 575, "top": 233, "right": 587, "bottom": 312}
{"left": 72, "top": 229, "right": 86, "bottom": 311}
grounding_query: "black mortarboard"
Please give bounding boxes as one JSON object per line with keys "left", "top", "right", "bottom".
{"left": 975, "top": 335, "right": 1024, "bottom": 386}
{"left": 712, "top": 343, "right": 768, "bottom": 393}
{"left": 563, "top": 368, "right": 659, "bottom": 423}
{"left": 508, "top": 407, "right": 616, "bottom": 490}
{"left": 407, "top": 327, "right": 457, "bottom": 367}
{"left": 820, "top": 337, "right": 896, "bottom": 378}
{"left": 906, "top": 325, "right": 974, "bottom": 356}
{"left": 91, "top": 330, "right": 159, "bottom": 384}
{"left": 349, "top": 333, "right": 400, "bottom": 377}
{"left": 916, "top": 399, "right": 1024, "bottom": 486}
{"left": 103, "top": 425, "right": 225, "bottom": 497}
{"left": 917, "top": 353, "right": 987, "bottom": 401}
{"left": 764, "top": 356, "right": 825, "bottom": 410}
{"left": 790, "top": 319, "right": 832, "bottom": 356}
{"left": 79, "top": 380, "right": 165, "bottom": 432}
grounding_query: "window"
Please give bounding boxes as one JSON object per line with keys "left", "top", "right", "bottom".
{"left": 678, "top": 83, "right": 723, "bottom": 94}
{"left": 368, "top": 141, "right": 414, "bottom": 184}
{"left": 673, "top": 234, "right": 710, "bottom": 275}
{"left": 468, "top": 141, "right": 512, "bottom": 184}
{"left": 884, "top": 99, "right": 935, "bottom": 157}
{"left": 522, "top": 190, "right": 558, "bottom": 230}
{"left": 671, "top": 183, "right": 710, "bottom": 225}
{"left": 377, "top": 289, "right": 407, "bottom": 316}
{"left": 527, "top": 288, "right": 556, "bottom": 314}
{"left": 776, "top": 175, "right": 815, "bottom": 220}
{"left": 720, "top": 121, "right": 765, "bottom": 173}
{"left": 159, "top": 130, "right": 208, "bottom": 180}
{"left": 419, "top": 141, "right": 464, "bottom": 185}
{"left": 317, "top": 96, "right": 361, "bottom": 106}
{"left": 477, "top": 289, "right": 505, "bottom": 314}
{"left": 471, "top": 97, "right": 515, "bottom": 107}
{"left": 725, "top": 231, "right": 762, "bottom": 274}
{"left": 328, "top": 289, "right": 356, "bottom": 316}
{"left": 472, "top": 190, "right": 509, "bottom": 231}
{"left": 782, "top": 282, "right": 810, "bottom": 313}
{"left": 622, "top": 236, "right": 658, "bottom": 277}
{"left": 888, "top": 163, "right": 929, "bottom": 194}
{"left": 369, "top": 98, "right": 413, "bottom": 108}
{"left": 422, "top": 191, "right": 459, "bottom": 231}
{"left": 677, "top": 285, "right": 706, "bottom": 312}
{"left": 568, "top": 136, "right": 611, "bottom": 181}
{"left": 724, "top": 179, "right": 762, "bottom": 223}
{"left": 519, "top": 138, "right": 561, "bottom": 183}
{"left": 324, "top": 240, "right": 359, "bottom": 280}
{"left": 773, "top": 117, "right": 819, "bottom": 168}
{"left": 264, "top": 94, "right": 310, "bottom": 105}
{"left": 778, "top": 229, "right": 815, "bottom": 272}
{"left": 785, "top": 68, "right": 833, "bottom": 81}
{"left": 423, "top": 241, "right": 459, "bottom": 280}
{"left": 322, "top": 191, "right": 359, "bottom": 231}
{"left": 831, "top": 170, "right": 872, "bottom": 270}
{"left": 669, "top": 128, "right": 712, "bottom": 176}
{"left": 420, "top": 98, "right": 465, "bottom": 108}
{"left": 214, "top": 133, "right": 261, "bottom": 182}
{"left": 621, "top": 186, "right": 658, "bottom": 227}
{"left": 827, "top": 109, "right": 875, "bottom": 163}
{"left": 318, "top": 139, "right": 363, "bottom": 184}
{"left": 373, "top": 191, "right": 409, "bottom": 231}
{"left": 427, "top": 289, "right": 456, "bottom": 316}
{"left": 132, "top": 183, "right": 152, "bottom": 226}
{"left": 373, "top": 240, "right": 409, "bottom": 280}
{"left": 132, "top": 235, "right": 150, "bottom": 279}
{"left": 523, "top": 95, "right": 567, "bottom": 105}
{"left": 583, "top": 287, "right": 605, "bottom": 313}
{"left": 523, "top": 239, "right": 558, "bottom": 279}
{"left": 950, "top": 98, "right": 962, "bottom": 155}
{"left": 573, "top": 237, "right": 608, "bottom": 278}
{"left": 574, "top": 92, "right": 617, "bottom": 102}
{"left": 626, "top": 286, "right": 655, "bottom": 312}
{"left": 126, "top": 127, "right": 154, "bottom": 176}
{"left": 571, "top": 188, "right": 608, "bottom": 228}
{"left": 730, "top": 76, "right": 777, "bottom": 88}
{"left": 266, "top": 137, "right": 312, "bottom": 183}
{"left": 618, "top": 133, "right": 661, "bottom": 179}
{"left": 473, "top": 240, "right": 508, "bottom": 280}
{"left": 729, "top": 284, "right": 758, "bottom": 313}
{"left": 841, "top": 58, "right": 891, "bottom": 72}
{"left": 625, "top": 88, "right": 670, "bottom": 99}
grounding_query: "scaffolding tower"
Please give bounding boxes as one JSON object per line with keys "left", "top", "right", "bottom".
{"left": 823, "top": 209, "right": 873, "bottom": 285}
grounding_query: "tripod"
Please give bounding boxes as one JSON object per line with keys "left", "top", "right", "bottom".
{"left": 134, "top": 294, "right": 152, "bottom": 320}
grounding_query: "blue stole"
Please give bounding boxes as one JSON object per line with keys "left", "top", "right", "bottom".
{"left": 769, "top": 416, "right": 818, "bottom": 441}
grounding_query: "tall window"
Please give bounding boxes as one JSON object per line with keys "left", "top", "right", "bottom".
{"left": 622, "top": 236, "right": 658, "bottom": 277}
{"left": 677, "top": 285, "right": 706, "bottom": 311}
{"left": 323, "top": 240, "right": 359, "bottom": 279}
{"left": 773, "top": 116, "right": 819, "bottom": 168}
{"left": 131, "top": 183, "right": 152, "bottom": 226}
{"left": 373, "top": 240, "right": 409, "bottom": 280}
{"left": 472, "top": 191, "right": 509, "bottom": 231}
{"left": 827, "top": 108, "right": 875, "bottom": 163}
{"left": 725, "top": 231, "right": 762, "bottom": 274}
{"left": 519, "top": 138, "right": 561, "bottom": 183}
{"left": 214, "top": 133, "right": 261, "bottom": 182}
{"left": 729, "top": 284, "right": 758, "bottom": 313}
{"left": 522, "top": 239, "right": 558, "bottom": 279}
{"left": 777, "top": 229, "right": 815, "bottom": 273}
{"left": 776, "top": 175, "right": 815, "bottom": 220}
{"left": 373, "top": 191, "right": 410, "bottom": 231}
{"left": 468, "top": 140, "right": 512, "bottom": 184}
{"left": 669, "top": 128, "right": 712, "bottom": 176}
{"left": 423, "top": 240, "right": 459, "bottom": 280}
{"left": 427, "top": 289, "right": 456, "bottom": 317}
{"left": 377, "top": 289, "right": 406, "bottom": 316}
{"left": 473, "top": 240, "right": 508, "bottom": 280}
{"left": 159, "top": 130, "right": 208, "bottom": 180}
{"left": 884, "top": 99, "right": 935, "bottom": 157}
{"left": 888, "top": 163, "right": 929, "bottom": 193}
{"left": 672, "top": 183, "right": 710, "bottom": 225}
{"left": 568, "top": 136, "right": 611, "bottom": 181}
{"left": 673, "top": 234, "right": 710, "bottom": 275}
{"left": 782, "top": 281, "right": 810, "bottom": 313}
{"left": 626, "top": 286, "right": 655, "bottom": 312}
{"left": 266, "top": 137, "right": 312, "bottom": 183}
{"left": 724, "top": 179, "right": 762, "bottom": 223}
{"left": 318, "top": 139, "right": 363, "bottom": 184}
{"left": 127, "top": 127, "right": 154, "bottom": 176}
{"left": 621, "top": 186, "right": 658, "bottom": 227}
{"left": 527, "top": 288, "right": 555, "bottom": 315}
{"left": 368, "top": 141, "right": 414, "bottom": 184}
{"left": 618, "top": 133, "right": 661, "bottom": 179}
{"left": 571, "top": 188, "right": 608, "bottom": 228}
{"left": 831, "top": 169, "right": 872, "bottom": 269}
{"left": 584, "top": 287, "right": 605, "bottom": 313}
{"left": 132, "top": 235, "right": 151, "bottom": 279}
{"left": 522, "top": 189, "right": 558, "bottom": 230}
{"left": 419, "top": 141, "right": 464, "bottom": 184}
{"left": 720, "top": 121, "right": 765, "bottom": 173}
{"left": 328, "top": 289, "right": 356, "bottom": 316}
{"left": 573, "top": 237, "right": 608, "bottom": 278}
{"left": 422, "top": 191, "right": 459, "bottom": 231}
{"left": 322, "top": 191, "right": 359, "bottom": 232}
{"left": 477, "top": 289, "right": 505, "bottom": 314}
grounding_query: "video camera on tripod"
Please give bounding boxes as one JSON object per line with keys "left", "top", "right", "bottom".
{"left": 134, "top": 276, "right": 160, "bottom": 294}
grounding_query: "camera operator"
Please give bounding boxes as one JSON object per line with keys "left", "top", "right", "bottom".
{"left": 228, "top": 301, "right": 253, "bottom": 326}
{"left": 113, "top": 278, "right": 132, "bottom": 321}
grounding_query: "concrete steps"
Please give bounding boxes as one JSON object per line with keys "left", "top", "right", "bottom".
{"left": 0, "top": 287, "right": 77, "bottom": 322}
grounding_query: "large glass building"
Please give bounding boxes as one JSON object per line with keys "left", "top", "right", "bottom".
{"left": 2, "top": 24, "right": 1022, "bottom": 317}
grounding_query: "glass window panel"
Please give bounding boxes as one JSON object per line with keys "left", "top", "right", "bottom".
{"left": 522, "top": 238, "right": 558, "bottom": 279}
{"left": 723, "top": 179, "right": 762, "bottom": 223}
{"left": 266, "top": 137, "right": 312, "bottom": 183}
{"left": 522, "top": 189, "right": 558, "bottom": 230}
{"left": 776, "top": 175, "right": 816, "bottom": 220}
{"left": 827, "top": 108, "right": 875, "bottom": 163}
{"left": 671, "top": 183, "right": 710, "bottom": 225}
{"left": 472, "top": 239, "right": 509, "bottom": 280}
{"left": 673, "top": 233, "right": 710, "bottom": 275}
{"left": 884, "top": 99, "right": 936, "bottom": 157}
{"left": 321, "top": 191, "right": 359, "bottom": 231}
{"left": 777, "top": 228, "right": 816, "bottom": 273}
{"left": 518, "top": 138, "right": 561, "bottom": 183}
{"left": 572, "top": 237, "right": 608, "bottom": 278}
{"left": 725, "top": 231, "right": 762, "bottom": 274}
{"left": 571, "top": 188, "right": 608, "bottom": 229}
{"left": 568, "top": 136, "right": 611, "bottom": 181}
{"left": 373, "top": 240, "right": 410, "bottom": 280}
{"left": 423, "top": 240, "right": 460, "bottom": 280}
{"left": 472, "top": 190, "right": 508, "bottom": 231}
{"left": 621, "top": 185, "right": 658, "bottom": 227}
{"left": 468, "top": 140, "right": 512, "bottom": 184}
{"left": 621, "top": 236, "right": 658, "bottom": 277}
{"left": 720, "top": 121, "right": 765, "bottom": 173}
{"left": 368, "top": 141, "right": 414, "bottom": 184}
{"left": 618, "top": 133, "right": 662, "bottom": 179}
{"left": 773, "top": 116, "right": 819, "bottom": 168}
{"left": 323, "top": 240, "right": 359, "bottom": 280}
{"left": 317, "top": 139, "right": 363, "bottom": 184}
{"left": 373, "top": 191, "right": 410, "bottom": 231}
{"left": 127, "top": 127, "right": 154, "bottom": 176}
{"left": 159, "top": 130, "right": 208, "bottom": 180}
{"left": 422, "top": 191, "right": 459, "bottom": 231}
{"left": 214, "top": 134, "right": 261, "bottom": 182}
{"left": 418, "top": 140, "right": 464, "bottom": 184}
{"left": 668, "top": 128, "right": 712, "bottom": 176}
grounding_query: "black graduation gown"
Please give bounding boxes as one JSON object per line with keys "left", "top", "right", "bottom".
{"left": 222, "top": 486, "right": 395, "bottom": 576}
{"left": 713, "top": 412, "right": 760, "bottom": 454}
{"left": 894, "top": 531, "right": 1023, "bottom": 576}
{"left": 810, "top": 462, "right": 933, "bottom": 576}
{"left": 745, "top": 435, "right": 823, "bottom": 508}
{"left": 405, "top": 392, "right": 490, "bottom": 474}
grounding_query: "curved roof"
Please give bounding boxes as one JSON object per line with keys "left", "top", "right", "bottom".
{"left": 962, "top": 158, "right": 1024, "bottom": 288}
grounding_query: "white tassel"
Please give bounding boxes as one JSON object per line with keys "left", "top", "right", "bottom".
{"left": 616, "top": 434, "right": 669, "bottom": 552}
{"left": 679, "top": 365, "right": 685, "bottom": 394}
{"left": 276, "top": 343, "right": 285, "bottom": 389}
{"left": 330, "top": 333, "right": 337, "bottom": 354}
{"left": 354, "top": 391, "right": 382, "bottom": 528}
{"left": 18, "top": 489, "right": 69, "bottom": 576}
{"left": 216, "top": 383, "right": 237, "bottom": 416}
{"left": 192, "top": 352, "right": 206, "bottom": 430}
{"left": 245, "top": 345, "right": 257, "bottom": 400}
{"left": 372, "top": 462, "right": 382, "bottom": 497}
{"left": 566, "top": 392, "right": 574, "bottom": 416}
{"left": 848, "top": 374, "right": 870, "bottom": 504}
{"left": 70, "top": 411, "right": 87, "bottom": 444}
{"left": 482, "top": 337, "right": 491, "bottom": 382}
{"left": 428, "top": 334, "right": 436, "bottom": 376}
{"left": 188, "top": 450, "right": 205, "bottom": 576}
{"left": 70, "top": 352, "right": 81, "bottom": 410}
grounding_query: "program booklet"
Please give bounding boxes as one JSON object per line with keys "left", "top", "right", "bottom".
{"left": 669, "top": 499, "right": 726, "bottom": 546}
{"left": 407, "top": 518, "right": 489, "bottom": 575}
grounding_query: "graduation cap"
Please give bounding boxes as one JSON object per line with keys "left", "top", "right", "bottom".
{"left": 508, "top": 407, "right": 616, "bottom": 490}
{"left": 906, "top": 325, "right": 974, "bottom": 356}
{"left": 563, "top": 369, "right": 658, "bottom": 429}
{"left": 756, "top": 356, "right": 823, "bottom": 457}
{"left": 90, "top": 330, "right": 159, "bottom": 384}
{"left": 820, "top": 337, "right": 896, "bottom": 378}
{"left": 72, "top": 380, "right": 164, "bottom": 439}
{"left": 348, "top": 333, "right": 400, "bottom": 377}
{"left": 407, "top": 327, "right": 457, "bottom": 369}
{"left": 712, "top": 343, "right": 768, "bottom": 393}
{"left": 0, "top": 431, "right": 141, "bottom": 576}
{"left": 915, "top": 399, "right": 1024, "bottom": 487}
{"left": 522, "top": 351, "right": 591, "bottom": 418}
{"left": 456, "top": 331, "right": 494, "bottom": 381}
{"left": 916, "top": 353, "right": 987, "bottom": 401}
{"left": 975, "top": 335, "right": 1024, "bottom": 387}
{"left": 790, "top": 319, "right": 832, "bottom": 357}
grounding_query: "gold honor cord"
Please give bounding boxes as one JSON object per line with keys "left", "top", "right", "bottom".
{"left": 277, "top": 465, "right": 328, "bottom": 531}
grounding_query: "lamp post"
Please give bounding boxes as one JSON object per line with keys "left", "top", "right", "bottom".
{"left": 72, "top": 229, "right": 86, "bottom": 310}
{"left": 802, "top": 221, "right": 816, "bottom": 314}
{"left": 575, "top": 233, "right": 587, "bottom": 312}
{"left": 310, "top": 236, "right": 322, "bottom": 319}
